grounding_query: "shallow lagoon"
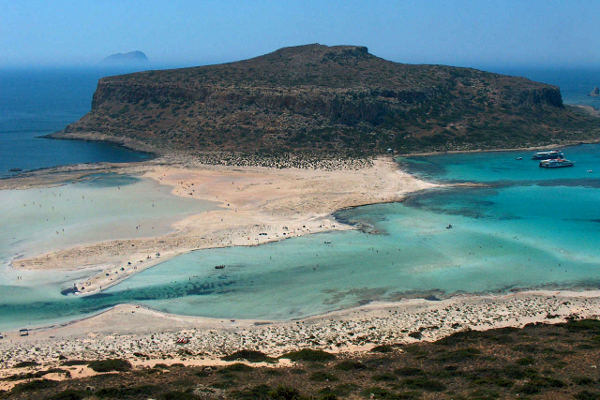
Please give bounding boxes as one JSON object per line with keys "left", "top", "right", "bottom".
{"left": 2, "top": 144, "right": 600, "bottom": 329}
{"left": 0, "top": 174, "right": 217, "bottom": 329}
{"left": 2, "top": 144, "right": 600, "bottom": 330}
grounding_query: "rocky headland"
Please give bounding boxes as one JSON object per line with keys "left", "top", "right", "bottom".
{"left": 52, "top": 44, "right": 600, "bottom": 157}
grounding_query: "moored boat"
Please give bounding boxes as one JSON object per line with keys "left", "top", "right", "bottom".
{"left": 539, "top": 158, "right": 574, "bottom": 168}
{"left": 532, "top": 150, "right": 564, "bottom": 160}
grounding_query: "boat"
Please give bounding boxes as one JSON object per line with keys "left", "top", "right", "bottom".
{"left": 532, "top": 150, "right": 564, "bottom": 160}
{"left": 515, "top": 156, "right": 523, "bottom": 160}
{"left": 214, "top": 265, "right": 225, "bottom": 270}
{"left": 539, "top": 158, "right": 574, "bottom": 168}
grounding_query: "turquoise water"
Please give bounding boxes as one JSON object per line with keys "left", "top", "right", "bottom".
{"left": 2, "top": 145, "right": 600, "bottom": 329}
{"left": 399, "top": 143, "right": 600, "bottom": 183}
{"left": 0, "top": 174, "right": 218, "bottom": 329}
{"left": 1, "top": 66, "right": 600, "bottom": 330}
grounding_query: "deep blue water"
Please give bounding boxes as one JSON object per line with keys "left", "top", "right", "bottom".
{"left": 0, "top": 67, "right": 153, "bottom": 177}
{"left": 0, "top": 66, "right": 598, "bottom": 179}
{"left": 485, "top": 67, "right": 600, "bottom": 109}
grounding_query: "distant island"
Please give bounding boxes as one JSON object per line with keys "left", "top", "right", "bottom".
{"left": 100, "top": 50, "right": 148, "bottom": 66}
{"left": 55, "top": 44, "right": 600, "bottom": 157}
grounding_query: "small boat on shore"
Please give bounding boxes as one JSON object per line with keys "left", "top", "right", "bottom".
{"left": 539, "top": 158, "right": 574, "bottom": 168}
{"left": 532, "top": 150, "right": 564, "bottom": 160}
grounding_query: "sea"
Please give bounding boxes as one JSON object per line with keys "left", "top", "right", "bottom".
{"left": 0, "top": 66, "right": 599, "bottom": 330}
{"left": 0, "top": 66, "right": 153, "bottom": 178}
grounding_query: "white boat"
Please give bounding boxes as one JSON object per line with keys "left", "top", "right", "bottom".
{"left": 539, "top": 158, "right": 574, "bottom": 168}
{"left": 532, "top": 150, "right": 564, "bottom": 160}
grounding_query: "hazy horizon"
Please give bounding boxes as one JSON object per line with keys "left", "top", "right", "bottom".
{"left": 2, "top": 0, "right": 600, "bottom": 69}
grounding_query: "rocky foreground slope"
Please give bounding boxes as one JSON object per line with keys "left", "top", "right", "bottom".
{"left": 56, "top": 44, "right": 600, "bottom": 156}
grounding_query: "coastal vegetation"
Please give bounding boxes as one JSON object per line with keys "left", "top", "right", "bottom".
{"left": 54, "top": 44, "right": 600, "bottom": 158}
{"left": 3, "top": 319, "right": 600, "bottom": 399}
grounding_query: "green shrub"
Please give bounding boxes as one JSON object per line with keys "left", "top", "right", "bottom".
{"left": 334, "top": 360, "right": 367, "bottom": 371}
{"left": 12, "top": 379, "right": 58, "bottom": 393}
{"left": 161, "top": 391, "right": 199, "bottom": 400}
{"left": 49, "top": 389, "right": 84, "bottom": 400}
{"left": 372, "top": 373, "right": 396, "bottom": 382}
{"left": 361, "top": 387, "right": 420, "bottom": 399}
{"left": 279, "top": 349, "right": 335, "bottom": 362}
{"left": 268, "top": 386, "right": 302, "bottom": 399}
{"left": 222, "top": 350, "right": 276, "bottom": 363}
{"left": 401, "top": 377, "right": 446, "bottom": 392}
{"left": 574, "top": 377, "right": 596, "bottom": 386}
{"left": 574, "top": 390, "right": 600, "bottom": 400}
{"left": 566, "top": 319, "right": 600, "bottom": 332}
{"left": 233, "top": 384, "right": 271, "bottom": 399}
{"left": 95, "top": 385, "right": 159, "bottom": 398}
{"left": 371, "top": 344, "right": 394, "bottom": 353}
{"left": 220, "top": 363, "right": 253, "bottom": 373}
{"left": 60, "top": 360, "right": 88, "bottom": 366}
{"left": 326, "top": 383, "right": 359, "bottom": 397}
{"left": 395, "top": 367, "right": 424, "bottom": 376}
{"left": 310, "top": 371, "right": 338, "bottom": 382}
{"left": 515, "top": 357, "right": 534, "bottom": 365}
{"left": 436, "top": 347, "right": 480, "bottom": 362}
{"left": 318, "top": 394, "right": 338, "bottom": 400}
{"left": 88, "top": 358, "right": 132, "bottom": 372}
{"left": 13, "top": 360, "right": 40, "bottom": 368}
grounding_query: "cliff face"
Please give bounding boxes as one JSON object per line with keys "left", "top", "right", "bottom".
{"left": 61, "top": 44, "right": 599, "bottom": 155}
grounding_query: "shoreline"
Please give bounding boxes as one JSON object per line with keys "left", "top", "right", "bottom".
{"left": 48, "top": 112, "right": 600, "bottom": 164}
{"left": 1, "top": 288, "right": 599, "bottom": 380}
{"left": 398, "top": 136, "right": 600, "bottom": 157}
{"left": 6, "top": 156, "right": 437, "bottom": 296}
{"left": 2, "top": 144, "right": 600, "bottom": 383}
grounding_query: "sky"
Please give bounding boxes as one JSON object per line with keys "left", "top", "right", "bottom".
{"left": 2, "top": 0, "right": 600, "bottom": 69}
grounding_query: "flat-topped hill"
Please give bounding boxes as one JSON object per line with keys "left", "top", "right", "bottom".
{"left": 58, "top": 44, "right": 600, "bottom": 156}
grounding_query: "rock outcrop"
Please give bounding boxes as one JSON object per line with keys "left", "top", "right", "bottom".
{"left": 57, "top": 44, "right": 600, "bottom": 156}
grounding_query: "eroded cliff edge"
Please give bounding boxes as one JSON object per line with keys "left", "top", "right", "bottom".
{"left": 54, "top": 44, "right": 600, "bottom": 156}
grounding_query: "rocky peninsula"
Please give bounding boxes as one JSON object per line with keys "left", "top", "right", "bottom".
{"left": 52, "top": 44, "right": 600, "bottom": 156}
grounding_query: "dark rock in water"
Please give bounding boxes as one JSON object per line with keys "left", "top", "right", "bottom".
{"left": 425, "top": 295, "right": 441, "bottom": 301}
{"left": 9, "top": 168, "right": 22, "bottom": 172}
{"left": 60, "top": 287, "right": 79, "bottom": 296}
{"left": 101, "top": 51, "right": 148, "bottom": 66}
{"left": 590, "top": 87, "right": 600, "bottom": 97}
